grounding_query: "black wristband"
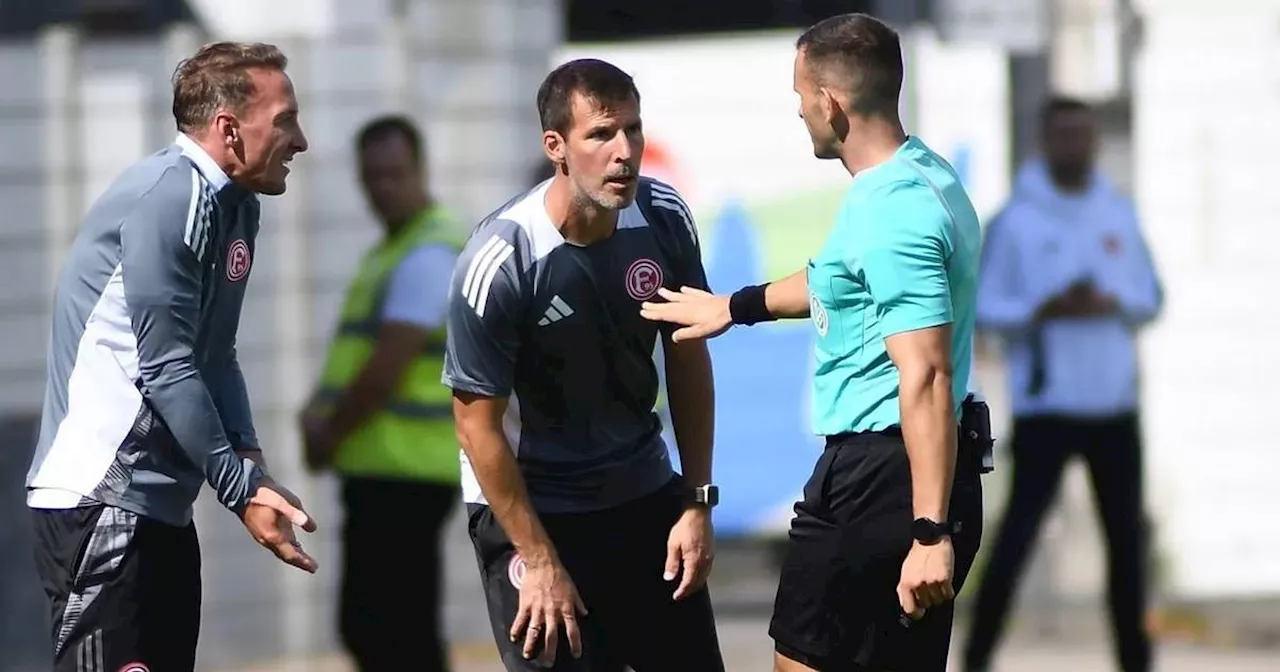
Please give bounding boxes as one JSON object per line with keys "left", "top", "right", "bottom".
{"left": 729, "top": 284, "right": 773, "bottom": 325}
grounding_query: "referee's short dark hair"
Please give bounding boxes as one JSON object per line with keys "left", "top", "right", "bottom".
{"left": 172, "top": 41, "right": 288, "bottom": 134}
{"left": 537, "top": 58, "right": 641, "bottom": 135}
{"left": 795, "top": 13, "right": 904, "bottom": 118}
{"left": 356, "top": 114, "right": 425, "bottom": 166}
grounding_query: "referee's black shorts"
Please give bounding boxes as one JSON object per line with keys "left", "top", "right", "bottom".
{"left": 30, "top": 503, "right": 201, "bottom": 672}
{"left": 768, "top": 428, "right": 985, "bottom": 671}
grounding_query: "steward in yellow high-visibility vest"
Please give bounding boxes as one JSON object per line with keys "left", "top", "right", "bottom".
{"left": 301, "top": 116, "right": 463, "bottom": 672}
{"left": 314, "top": 204, "right": 465, "bottom": 482}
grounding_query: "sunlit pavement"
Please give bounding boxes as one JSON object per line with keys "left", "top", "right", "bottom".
{"left": 164, "top": 505, "right": 1280, "bottom": 672}
{"left": 231, "top": 617, "right": 1280, "bottom": 672}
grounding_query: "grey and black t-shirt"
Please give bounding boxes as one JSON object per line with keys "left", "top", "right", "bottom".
{"left": 442, "top": 177, "right": 707, "bottom": 513}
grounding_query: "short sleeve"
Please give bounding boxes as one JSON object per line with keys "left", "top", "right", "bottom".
{"left": 442, "top": 231, "right": 523, "bottom": 397}
{"left": 858, "top": 182, "right": 954, "bottom": 338}
{"left": 646, "top": 180, "right": 709, "bottom": 291}
{"left": 382, "top": 243, "right": 458, "bottom": 329}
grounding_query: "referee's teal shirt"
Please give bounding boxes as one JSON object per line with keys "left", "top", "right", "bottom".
{"left": 806, "top": 136, "right": 981, "bottom": 435}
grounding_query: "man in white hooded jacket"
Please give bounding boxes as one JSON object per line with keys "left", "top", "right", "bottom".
{"left": 962, "top": 97, "right": 1163, "bottom": 672}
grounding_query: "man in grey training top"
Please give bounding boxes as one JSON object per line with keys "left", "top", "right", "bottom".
{"left": 443, "top": 58, "right": 725, "bottom": 671}
{"left": 25, "top": 42, "right": 315, "bottom": 672}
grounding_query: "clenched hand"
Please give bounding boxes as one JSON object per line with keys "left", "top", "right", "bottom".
{"left": 897, "top": 539, "right": 955, "bottom": 620}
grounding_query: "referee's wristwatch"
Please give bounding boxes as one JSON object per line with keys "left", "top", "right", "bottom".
{"left": 911, "top": 517, "right": 960, "bottom": 545}
{"left": 684, "top": 483, "right": 720, "bottom": 509}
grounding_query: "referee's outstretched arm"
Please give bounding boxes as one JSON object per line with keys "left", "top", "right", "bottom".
{"left": 639, "top": 268, "right": 811, "bottom": 341}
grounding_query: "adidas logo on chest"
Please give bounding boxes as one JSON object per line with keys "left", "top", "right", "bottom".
{"left": 537, "top": 295, "right": 575, "bottom": 326}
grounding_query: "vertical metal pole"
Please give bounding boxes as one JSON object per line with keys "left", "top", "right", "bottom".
{"left": 41, "top": 24, "right": 79, "bottom": 293}
{"left": 1008, "top": 53, "right": 1051, "bottom": 167}
{"left": 1009, "top": 0, "right": 1055, "bottom": 167}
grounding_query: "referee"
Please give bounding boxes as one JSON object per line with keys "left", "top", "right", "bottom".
{"left": 641, "top": 14, "right": 987, "bottom": 671}
{"left": 25, "top": 42, "right": 316, "bottom": 672}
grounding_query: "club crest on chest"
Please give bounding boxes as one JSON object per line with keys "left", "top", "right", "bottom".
{"left": 625, "top": 258, "right": 662, "bottom": 301}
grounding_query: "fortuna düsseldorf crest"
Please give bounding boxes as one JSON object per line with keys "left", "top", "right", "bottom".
{"left": 625, "top": 258, "right": 663, "bottom": 301}
{"left": 226, "top": 239, "right": 251, "bottom": 282}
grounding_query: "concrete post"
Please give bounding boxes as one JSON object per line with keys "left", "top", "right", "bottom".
{"left": 41, "top": 24, "right": 79, "bottom": 293}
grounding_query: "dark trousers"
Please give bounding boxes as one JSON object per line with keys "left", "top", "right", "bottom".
{"left": 339, "top": 477, "right": 460, "bottom": 672}
{"left": 963, "top": 414, "right": 1151, "bottom": 672}
{"left": 467, "top": 476, "right": 724, "bottom": 671}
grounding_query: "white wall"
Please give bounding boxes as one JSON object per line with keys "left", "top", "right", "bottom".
{"left": 1052, "top": 0, "right": 1129, "bottom": 101}
{"left": 1134, "top": 0, "right": 1280, "bottom": 599}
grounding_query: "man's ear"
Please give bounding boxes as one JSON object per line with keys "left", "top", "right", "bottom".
{"left": 543, "top": 130, "right": 566, "bottom": 170}
{"left": 819, "top": 87, "right": 841, "bottom": 127}
{"left": 213, "top": 111, "right": 240, "bottom": 150}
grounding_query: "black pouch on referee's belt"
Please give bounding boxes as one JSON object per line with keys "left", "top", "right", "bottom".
{"left": 960, "top": 394, "right": 995, "bottom": 474}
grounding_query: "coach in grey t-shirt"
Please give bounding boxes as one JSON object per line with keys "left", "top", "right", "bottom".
{"left": 443, "top": 58, "right": 725, "bottom": 671}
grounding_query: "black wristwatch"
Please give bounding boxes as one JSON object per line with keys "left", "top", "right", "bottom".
{"left": 911, "top": 517, "right": 960, "bottom": 545}
{"left": 685, "top": 484, "right": 719, "bottom": 508}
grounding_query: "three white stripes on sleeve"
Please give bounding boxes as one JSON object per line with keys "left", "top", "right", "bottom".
{"left": 462, "top": 235, "right": 515, "bottom": 318}
{"left": 182, "top": 170, "right": 214, "bottom": 262}
{"left": 648, "top": 182, "right": 698, "bottom": 248}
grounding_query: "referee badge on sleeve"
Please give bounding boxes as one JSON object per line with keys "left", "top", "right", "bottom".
{"left": 809, "top": 292, "right": 829, "bottom": 337}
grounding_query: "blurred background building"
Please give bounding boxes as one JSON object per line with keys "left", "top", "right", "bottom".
{"left": 1, "top": 0, "right": 1278, "bottom": 670}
